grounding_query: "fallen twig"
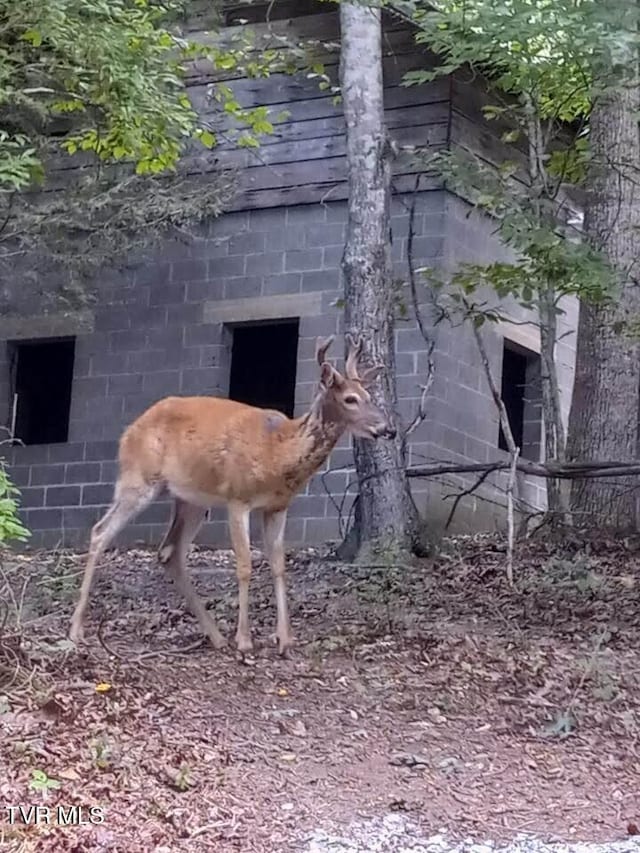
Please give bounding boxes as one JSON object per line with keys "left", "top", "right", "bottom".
{"left": 97, "top": 613, "right": 207, "bottom": 663}
{"left": 406, "top": 459, "right": 640, "bottom": 480}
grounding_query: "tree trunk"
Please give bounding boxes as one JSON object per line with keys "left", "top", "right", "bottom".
{"left": 339, "top": 1, "right": 421, "bottom": 560}
{"left": 566, "top": 63, "right": 640, "bottom": 530}
{"left": 538, "top": 282, "right": 571, "bottom": 524}
{"left": 523, "top": 105, "right": 571, "bottom": 523}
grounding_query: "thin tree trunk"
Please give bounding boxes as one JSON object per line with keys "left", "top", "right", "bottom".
{"left": 523, "top": 103, "right": 571, "bottom": 523}
{"left": 339, "top": 1, "right": 420, "bottom": 559}
{"left": 538, "top": 283, "right": 571, "bottom": 523}
{"left": 567, "top": 63, "right": 640, "bottom": 530}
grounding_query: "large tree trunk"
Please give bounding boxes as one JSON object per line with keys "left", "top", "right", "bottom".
{"left": 567, "top": 63, "right": 640, "bottom": 530}
{"left": 339, "top": 1, "right": 421, "bottom": 559}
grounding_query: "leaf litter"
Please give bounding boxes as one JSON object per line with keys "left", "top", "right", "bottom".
{"left": 0, "top": 531, "right": 639, "bottom": 851}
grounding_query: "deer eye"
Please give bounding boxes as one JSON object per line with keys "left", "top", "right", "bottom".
{"left": 344, "top": 395, "right": 359, "bottom": 405}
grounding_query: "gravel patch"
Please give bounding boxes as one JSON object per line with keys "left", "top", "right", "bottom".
{"left": 305, "top": 815, "right": 640, "bottom": 853}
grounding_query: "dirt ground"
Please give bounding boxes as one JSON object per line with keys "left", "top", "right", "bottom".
{"left": 1, "top": 532, "right": 640, "bottom": 852}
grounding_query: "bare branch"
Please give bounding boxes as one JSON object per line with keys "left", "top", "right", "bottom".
{"left": 403, "top": 175, "right": 442, "bottom": 437}
{"left": 466, "top": 301, "right": 520, "bottom": 579}
{"left": 443, "top": 466, "right": 496, "bottom": 531}
{"left": 466, "top": 298, "right": 518, "bottom": 456}
{"left": 406, "top": 459, "right": 640, "bottom": 480}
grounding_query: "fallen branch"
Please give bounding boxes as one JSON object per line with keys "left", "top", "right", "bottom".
{"left": 97, "top": 614, "right": 207, "bottom": 664}
{"left": 406, "top": 460, "right": 640, "bottom": 479}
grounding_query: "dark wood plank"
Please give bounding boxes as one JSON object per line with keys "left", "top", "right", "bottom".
{"left": 211, "top": 100, "right": 451, "bottom": 150}
{"left": 189, "top": 121, "right": 448, "bottom": 172}
{"left": 227, "top": 173, "right": 444, "bottom": 212}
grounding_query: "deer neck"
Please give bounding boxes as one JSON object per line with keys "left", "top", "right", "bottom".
{"left": 286, "top": 398, "right": 345, "bottom": 481}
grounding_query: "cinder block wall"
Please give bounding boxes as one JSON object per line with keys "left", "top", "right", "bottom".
{"left": 1, "top": 189, "right": 577, "bottom": 549}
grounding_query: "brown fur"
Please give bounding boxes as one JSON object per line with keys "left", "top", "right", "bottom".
{"left": 68, "top": 335, "right": 395, "bottom": 655}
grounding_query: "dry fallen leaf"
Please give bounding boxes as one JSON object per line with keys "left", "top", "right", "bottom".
{"left": 290, "top": 719, "right": 307, "bottom": 737}
{"left": 95, "top": 682, "right": 112, "bottom": 693}
{"left": 58, "top": 768, "right": 81, "bottom": 781}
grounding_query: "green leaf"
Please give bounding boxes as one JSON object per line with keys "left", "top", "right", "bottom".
{"left": 217, "top": 55, "right": 237, "bottom": 70}
{"left": 196, "top": 129, "right": 216, "bottom": 149}
{"left": 21, "top": 28, "right": 42, "bottom": 47}
{"left": 237, "top": 134, "right": 259, "bottom": 148}
{"left": 0, "top": 0, "right": 299, "bottom": 190}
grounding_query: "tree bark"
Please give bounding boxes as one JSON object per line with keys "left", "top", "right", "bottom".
{"left": 523, "top": 104, "right": 571, "bottom": 523}
{"left": 339, "top": 1, "right": 421, "bottom": 559}
{"left": 538, "top": 282, "right": 571, "bottom": 523}
{"left": 567, "top": 61, "right": 640, "bottom": 530}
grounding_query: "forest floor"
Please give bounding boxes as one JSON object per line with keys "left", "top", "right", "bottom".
{"left": 1, "top": 532, "right": 640, "bottom": 852}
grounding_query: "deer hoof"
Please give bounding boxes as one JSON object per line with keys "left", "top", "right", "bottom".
{"left": 68, "top": 623, "right": 84, "bottom": 645}
{"left": 235, "top": 633, "right": 253, "bottom": 654}
{"left": 208, "top": 631, "right": 227, "bottom": 651}
{"left": 275, "top": 634, "right": 295, "bottom": 657}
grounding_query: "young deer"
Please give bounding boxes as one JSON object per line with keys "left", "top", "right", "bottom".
{"left": 68, "top": 334, "right": 395, "bottom": 655}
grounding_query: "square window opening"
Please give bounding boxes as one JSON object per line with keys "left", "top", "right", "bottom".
{"left": 228, "top": 320, "right": 299, "bottom": 418}
{"left": 498, "top": 340, "right": 541, "bottom": 462}
{"left": 9, "top": 338, "right": 75, "bottom": 445}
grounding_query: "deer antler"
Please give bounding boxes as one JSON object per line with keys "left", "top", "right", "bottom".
{"left": 345, "top": 333, "right": 363, "bottom": 380}
{"left": 315, "top": 335, "right": 335, "bottom": 366}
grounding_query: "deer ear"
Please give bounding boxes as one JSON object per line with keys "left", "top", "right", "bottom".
{"left": 358, "top": 365, "right": 384, "bottom": 387}
{"left": 320, "top": 362, "right": 344, "bottom": 390}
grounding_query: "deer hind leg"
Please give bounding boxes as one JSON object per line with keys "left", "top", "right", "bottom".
{"left": 159, "top": 498, "right": 226, "bottom": 650}
{"left": 227, "top": 502, "right": 253, "bottom": 653}
{"left": 263, "top": 509, "right": 293, "bottom": 656}
{"left": 69, "top": 480, "right": 158, "bottom": 644}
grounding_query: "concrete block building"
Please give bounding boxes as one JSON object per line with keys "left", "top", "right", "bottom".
{"left": 0, "top": 2, "right": 579, "bottom": 549}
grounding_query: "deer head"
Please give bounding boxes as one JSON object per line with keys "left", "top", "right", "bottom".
{"left": 314, "top": 334, "right": 396, "bottom": 440}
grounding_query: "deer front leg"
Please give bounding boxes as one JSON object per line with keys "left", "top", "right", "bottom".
{"left": 228, "top": 503, "right": 253, "bottom": 653}
{"left": 263, "top": 509, "right": 293, "bottom": 656}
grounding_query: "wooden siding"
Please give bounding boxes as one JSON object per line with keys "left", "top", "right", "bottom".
{"left": 31, "top": 4, "right": 578, "bottom": 216}
{"left": 38, "top": 9, "right": 450, "bottom": 211}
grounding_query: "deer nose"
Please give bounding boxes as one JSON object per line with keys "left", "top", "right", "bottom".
{"left": 374, "top": 424, "right": 396, "bottom": 439}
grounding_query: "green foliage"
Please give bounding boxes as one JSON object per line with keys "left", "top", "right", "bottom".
{"left": 395, "top": 0, "right": 629, "bottom": 323}
{"left": 0, "top": 462, "right": 30, "bottom": 547}
{"left": 0, "top": 131, "right": 43, "bottom": 190}
{"left": 1, "top": 0, "right": 199, "bottom": 186}
{"left": 0, "top": 0, "right": 296, "bottom": 192}
{"left": 414, "top": 147, "right": 614, "bottom": 322}
{"left": 28, "top": 768, "right": 61, "bottom": 794}
{"left": 399, "top": 0, "right": 637, "bottom": 118}
{"left": 389, "top": 0, "right": 635, "bottom": 483}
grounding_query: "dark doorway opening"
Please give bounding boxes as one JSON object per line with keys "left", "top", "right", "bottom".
{"left": 229, "top": 320, "right": 299, "bottom": 417}
{"left": 498, "top": 340, "right": 541, "bottom": 461}
{"left": 11, "top": 338, "right": 75, "bottom": 445}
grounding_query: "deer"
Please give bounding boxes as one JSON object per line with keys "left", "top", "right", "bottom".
{"left": 68, "top": 334, "right": 396, "bottom": 656}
